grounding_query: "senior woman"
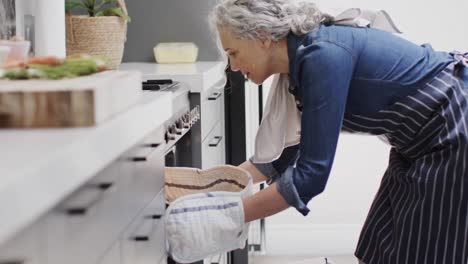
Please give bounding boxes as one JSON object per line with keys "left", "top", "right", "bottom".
{"left": 165, "top": 0, "right": 468, "bottom": 263}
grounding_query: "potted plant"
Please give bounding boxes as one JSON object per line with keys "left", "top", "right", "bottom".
{"left": 65, "top": 0, "right": 131, "bottom": 69}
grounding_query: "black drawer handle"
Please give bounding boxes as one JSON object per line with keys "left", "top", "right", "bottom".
{"left": 131, "top": 157, "right": 147, "bottom": 162}
{"left": 96, "top": 182, "right": 114, "bottom": 191}
{"left": 131, "top": 215, "right": 162, "bottom": 242}
{"left": 147, "top": 214, "right": 163, "bottom": 219}
{"left": 130, "top": 144, "right": 162, "bottom": 162}
{"left": 144, "top": 143, "right": 160, "bottom": 148}
{"left": 0, "top": 260, "right": 26, "bottom": 264}
{"left": 208, "top": 92, "right": 222, "bottom": 100}
{"left": 133, "top": 236, "right": 150, "bottom": 242}
{"left": 65, "top": 182, "right": 114, "bottom": 216}
{"left": 131, "top": 214, "right": 162, "bottom": 241}
{"left": 209, "top": 136, "right": 223, "bottom": 147}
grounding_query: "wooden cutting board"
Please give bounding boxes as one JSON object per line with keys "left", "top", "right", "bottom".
{"left": 0, "top": 71, "right": 142, "bottom": 128}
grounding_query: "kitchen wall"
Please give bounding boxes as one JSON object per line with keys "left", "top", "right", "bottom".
{"left": 123, "top": 0, "right": 222, "bottom": 62}
{"left": 250, "top": 0, "right": 468, "bottom": 256}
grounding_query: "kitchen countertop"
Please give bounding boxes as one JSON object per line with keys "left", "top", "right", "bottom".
{"left": 119, "top": 61, "right": 226, "bottom": 93}
{"left": 0, "top": 91, "right": 172, "bottom": 246}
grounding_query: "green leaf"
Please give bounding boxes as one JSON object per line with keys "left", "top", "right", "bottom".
{"left": 102, "top": 7, "right": 131, "bottom": 22}
{"left": 84, "top": 0, "right": 96, "bottom": 16}
{"left": 65, "top": 0, "right": 88, "bottom": 13}
{"left": 94, "top": 0, "right": 116, "bottom": 14}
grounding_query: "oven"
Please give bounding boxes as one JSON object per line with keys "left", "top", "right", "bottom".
{"left": 142, "top": 79, "right": 199, "bottom": 168}
{"left": 164, "top": 106, "right": 200, "bottom": 168}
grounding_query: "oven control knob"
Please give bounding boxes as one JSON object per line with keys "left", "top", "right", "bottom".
{"left": 165, "top": 129, "right": 176, "bottom": 142}
{"left": 164, "top": 131, "right": 169, "bottom": 143}
{"left": 186, "top": 112, "right": 194, "bottom": 125}
{"left": 182, "top": 114, "right": 191, "bottom": 128}
{"left": 182, "top": 116, "right": 190, "bottom": 128}
{"left": 176, "top": 119, "right": 184, "bottom": 130}
{"left": 173, "top": 123, "right": 182, "bottom": 135}
{"left": 190, "top": 110, "right": 197, "bottom": 123}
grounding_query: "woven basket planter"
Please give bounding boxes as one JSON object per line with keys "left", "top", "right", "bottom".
{"left": 65, "top": 8, "right": 127, "bottom": 69}
{"left": 165, "top": 165, "right": 253, "bottom": 204}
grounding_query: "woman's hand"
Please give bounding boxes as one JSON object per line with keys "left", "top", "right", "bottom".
{"left": 238, "top": 160, "right": 268, "bottom": 184}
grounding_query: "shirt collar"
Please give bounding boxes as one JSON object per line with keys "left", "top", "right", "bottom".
{"left": 286, "top": 32, "right": 307, "bottom": 88}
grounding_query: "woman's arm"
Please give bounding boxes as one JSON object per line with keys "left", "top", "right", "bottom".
{"left": 238, "top": 160, "right": 291, "bottom": 222}
{"left": 242, "top": 182, "right": 289, "bottom": 223}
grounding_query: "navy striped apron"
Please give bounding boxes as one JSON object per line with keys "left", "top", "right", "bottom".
{"left": 344, "top": 52, "right": 468, "bottom": 264}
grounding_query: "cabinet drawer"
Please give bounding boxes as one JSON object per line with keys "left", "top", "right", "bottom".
{"left": 200, "top": 86, "right": 224, "bottom": 141}
{"left": 46, "top": 138, "right": 165, "bottom": 264}
{"left": 0, "top": 219, "right": 47, "bottom": 264}
{"left": 121, "top": 190, "right": 166, "bottom": 264}
{"left": 201, "top": 121, "right": 225, "bottom": 169}
{"left": 97, "top": 240, "right": 120, "bottom": 264}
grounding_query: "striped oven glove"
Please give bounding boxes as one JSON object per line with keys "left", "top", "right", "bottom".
{"left": 165, "top": 191, "right": 248, "bottom": 263}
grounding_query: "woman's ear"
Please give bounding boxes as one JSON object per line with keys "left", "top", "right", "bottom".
{"left": 260, "top": 38, "right": 272, "bottom": 49}
{"left": 256, "top": 29, "right": 272, "bottom": 49}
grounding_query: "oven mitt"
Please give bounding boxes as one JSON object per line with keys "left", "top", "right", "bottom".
{"left": 165, "top": 165, "right": 253, "bottom": 203}
{"left": 165, "top": 191, "right": 249, "bottom": 263}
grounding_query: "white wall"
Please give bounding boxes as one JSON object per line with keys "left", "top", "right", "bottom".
{"left": 15, "top": 0, "right": 66, "bottom": 57}
{"left": 246, "top": 0, "right": 468, "bottom": 256}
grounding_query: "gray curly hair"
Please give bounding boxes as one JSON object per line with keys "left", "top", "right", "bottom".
{"left": 209, "top": 0, "right": 330, "bottom": 41}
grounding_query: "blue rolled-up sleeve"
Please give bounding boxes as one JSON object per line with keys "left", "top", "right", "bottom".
{"left": 276, "top": 41, "right": 355, "bottom": 216}
{"left": 249, "top": 144, "right": 300, "bottom": 185}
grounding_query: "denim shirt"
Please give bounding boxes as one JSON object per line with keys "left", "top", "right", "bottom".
{"left": 250, "top": 25, "right": 454, "bottom": 216}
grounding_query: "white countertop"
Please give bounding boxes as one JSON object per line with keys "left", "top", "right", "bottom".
{"left": 0, "top": 91, "right": 172, "bottom": 246}
{"left": 120, "top": 61, "right": 226, "bottom": 93}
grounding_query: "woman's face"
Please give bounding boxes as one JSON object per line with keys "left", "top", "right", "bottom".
{"left": 218, "top": 27, "right": 272, "bottom": 85}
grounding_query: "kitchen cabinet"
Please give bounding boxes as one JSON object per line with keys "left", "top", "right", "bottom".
{"left": 121, "top": 190, "right": 166, "bottom": 264}
{"left": 0, "top": 92, "right": 172, "bottom": 264}
{"left": 200, "top": 80, "right": 225, "bottom": 142}
{"left": 202, "top": 121, "right": 226, "bottom": 170}
{"left": 200, "top": 84, "right": 226, "bottom": 169}
{"left": 98, "top": 242, "right": 121, "bottom": 264}
{"left": 0, "top": 62, "right": 231, "bottom": 264}
{"left": 0, "top": 219, "right": 47, "bottom": 264}
{"left": 45, "top": 137, "right": 166, "bottom": 264}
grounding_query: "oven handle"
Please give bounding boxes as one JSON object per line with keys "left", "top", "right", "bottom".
{"left": 208, "top": 136, "right": 223, "bottom": 147}
{"left": 0, "top": 260, "right": 25, "bottom": 264}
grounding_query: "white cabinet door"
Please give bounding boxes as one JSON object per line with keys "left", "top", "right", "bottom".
{"left": 46, "top": 135, "right": 165, "bottom": 264}
{"left": 45, "top": 160, "right": 130, "bottom": 264}
{"left": 201, "top": 121, "right": 226, "bottom": 169}
{"left": 0, "top": 219, "right": 47, "bottom": 264}
{"left": 200, "top": 87, "right": 224, "bottom": 142}
{"left": 97, "top": 241, "right": 121, "bottom": 264}
{"left": 121, "top": 191, "right": 166, "bottom": 264}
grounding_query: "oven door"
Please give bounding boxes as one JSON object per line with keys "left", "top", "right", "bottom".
{"left": 165, "top": 146, "right": 177, "bottom": 168}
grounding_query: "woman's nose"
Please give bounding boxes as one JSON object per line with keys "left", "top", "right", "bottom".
{"left": 229, "top": 62, "right": 241, "bottom": 72}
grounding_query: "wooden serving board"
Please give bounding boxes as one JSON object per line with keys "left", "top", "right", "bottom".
{"left": 0, "top": 71, "right": 142, "bottom": 128}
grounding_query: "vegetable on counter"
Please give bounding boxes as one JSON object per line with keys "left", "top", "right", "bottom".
{"left": 0, "top": 55, "right": 107, "bottom": 80}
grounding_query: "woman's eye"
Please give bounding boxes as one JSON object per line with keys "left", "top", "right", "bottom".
{"left": 228, "top": 52, "right": 237, "bottom": 58}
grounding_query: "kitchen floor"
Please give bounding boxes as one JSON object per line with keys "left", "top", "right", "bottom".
{"left": 250, "top": 254, "right": 359, "bottom": 264}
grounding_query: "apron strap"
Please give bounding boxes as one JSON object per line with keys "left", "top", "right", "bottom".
{"left": 449, "top": 51, "right": 468, "bottom": 74}
{"left": 450, "top": 51, "right": 468, "bottom": 67}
